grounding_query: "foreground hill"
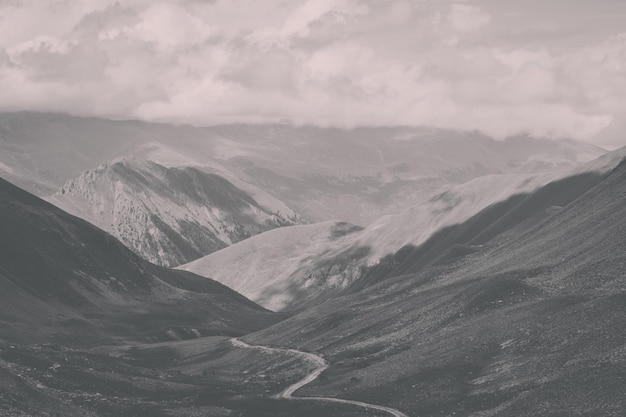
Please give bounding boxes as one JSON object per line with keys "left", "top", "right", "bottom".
{"left": 245, "top": 150, "right": 626, "bottom": 416}
{"left": 0, "top": 176, "right": 282, "bottom": 346}
{"left": 47, "top": 158, "right": 302, "bottom": 267}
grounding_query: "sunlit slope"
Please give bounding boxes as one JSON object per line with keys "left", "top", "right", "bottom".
{"left": 179, "top": 221, "right": 364, "bottom": 310}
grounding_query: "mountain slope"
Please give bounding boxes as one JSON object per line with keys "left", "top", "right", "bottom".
{"left": 245, "top": 150, "right": 626, "bottom": 417}
{"left": 47, "top": 158, "right": 302, "bottom": 267}
{"left": 179, "top": 221, "right": 364, "bottom": 310}
{"left": 0, "top": 176, "right": 282, "bottom": 346}
{"left": 182, "top": 153, "right": 620, "bottom": 310}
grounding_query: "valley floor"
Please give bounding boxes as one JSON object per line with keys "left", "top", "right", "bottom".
{"left": 0, "top": 337, "right": 403, "bottom": 417}
{"left": 230, "top": 338, "right": 408, "bottom": 417}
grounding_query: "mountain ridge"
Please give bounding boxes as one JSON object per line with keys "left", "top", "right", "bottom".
{"left": 47, "top": 157, "right": 303, "bottom": 267}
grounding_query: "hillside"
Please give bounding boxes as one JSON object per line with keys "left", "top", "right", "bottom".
{"left": 182, "top": 151, "right": 622, "bottom": 310}
{"left": 0, "top": 176, "right": 282, "bottom": 346}
{"left": 179, "top": 221, "right": 364, "bottom": 310}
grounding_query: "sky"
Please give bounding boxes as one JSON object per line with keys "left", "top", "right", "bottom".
{"left": 0, "top": 0, "right": 625, "bottom": 146}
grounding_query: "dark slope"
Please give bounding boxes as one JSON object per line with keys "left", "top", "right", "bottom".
{"left": 350, "top": 169, "right": 607, "bottom": 291}
{"left": 247, "top": 157, "right": 626, "bottom": 417}
{"left": 0, "top": 177, "right": 282, "bottom": 346}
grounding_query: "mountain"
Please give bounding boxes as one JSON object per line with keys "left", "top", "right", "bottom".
{"left": 0, "top": 176, "right": 282, "bottom": 346}
{"left": 47, "top": 158, "right": 302, "bottom": 267}
{"left": 0, "top": 112, "right": 606, "bottom": 226}
{"left": 181, "top": 151, "right": 621, "bottom": 310}
{"left": 179, "top": 221, "right": 364, "bottom": 310}
{"left": 244, "top": 149, "right": 626, "bottom": 417}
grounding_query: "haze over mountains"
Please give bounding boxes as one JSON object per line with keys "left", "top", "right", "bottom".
{"left": 1, "top": 112, "right": 625, "bottom": 416}
{"left": 0, "top": 112, "right": 607, "bottom": 267}
{"left": 0, "top": 113, "right": 604, "bottom": 216}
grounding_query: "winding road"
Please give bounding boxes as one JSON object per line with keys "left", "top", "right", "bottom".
{"left": 230, "top": 338, "right": 409, "bottom": 417}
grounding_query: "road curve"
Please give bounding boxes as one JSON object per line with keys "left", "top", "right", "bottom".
{"left": 230, "top": 338, "right": 409, "bottom": 417}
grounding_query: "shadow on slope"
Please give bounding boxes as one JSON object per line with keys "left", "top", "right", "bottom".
{"left": 350, "top": 169, "right": 607, "bottom": 292}
{"left": 0, "top": 177, "right": 283, "bottom": 346}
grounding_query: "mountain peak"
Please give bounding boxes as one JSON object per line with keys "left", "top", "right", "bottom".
{"left": 49, "top": 158, "right": 303, "bottom": 267}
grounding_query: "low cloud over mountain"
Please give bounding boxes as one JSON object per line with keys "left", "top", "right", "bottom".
{"left": 1, "top": 1, "right": 625, "bottom": 145}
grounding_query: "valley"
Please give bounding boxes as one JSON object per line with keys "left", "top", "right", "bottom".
{"left": 1, "top": 114, "right": 625, "bottom": 417}
{"left": 2, "top": 1, "right": 626, "bottom": 415}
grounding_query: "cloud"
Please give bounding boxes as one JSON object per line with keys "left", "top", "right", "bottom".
{"left": 122, "top": 3, "right": 216, "bottom": 49}
{"left": 0, "top": 0, "right": 624, "bottom": 145}
{"left": 7, "top": 35, "right": 108, "bottom": 83}
{"left": 446, "top": 3, "right": 491, "bottom": 33}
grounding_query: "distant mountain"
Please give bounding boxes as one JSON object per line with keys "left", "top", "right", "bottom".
{"left": 0, "top": 112, "right": 607, "bottom": 226}
{"left": 47, "top": 157, "right": 302, "bottom": 267}
{"left": 246, "top": 149, "right": 626, "bottom": 417}
{"left": 205, "top": 125, "right": 607, "bottom": 224}
{"left": 0, "top": 112, "right": 153, "bottom": 195}
{"left": 0, "top": 176, "right": 282, "bottom": 346}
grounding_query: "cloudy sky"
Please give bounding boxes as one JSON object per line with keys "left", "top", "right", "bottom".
{"left": 0, "top": 0, "right": 625, "bottom": 145}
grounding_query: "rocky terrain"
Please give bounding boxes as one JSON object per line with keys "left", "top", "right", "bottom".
{"left": 48, "top": 158, "right": 301, "bottom": 267}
